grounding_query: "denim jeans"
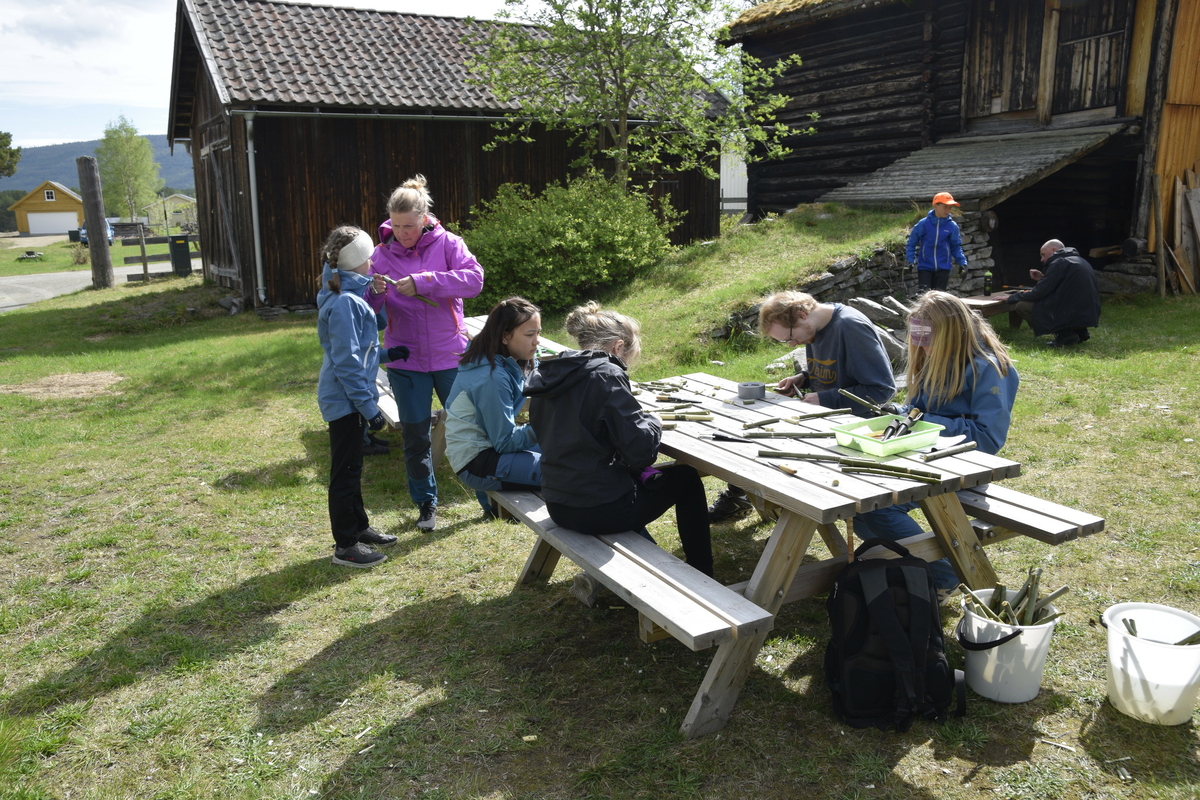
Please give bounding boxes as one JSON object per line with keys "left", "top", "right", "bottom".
{"left": 387, "top": 367, "right": 458, "bottom": 505}
{"left": 853, "top": 502, "right": 959, "bottom": 590}
{"left": 457, "top": 447, "right": 543, "bottom": 513}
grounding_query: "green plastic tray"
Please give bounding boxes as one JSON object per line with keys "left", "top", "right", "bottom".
{"left": 830, "top": 416, "right": 945, "bottom": 456}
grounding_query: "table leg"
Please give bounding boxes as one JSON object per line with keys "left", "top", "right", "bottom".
{"left": 680, "top": 511, "right": 817, "bottom": 738}
{"left": 918, "top": 493, "right": 999, "bottom": 590}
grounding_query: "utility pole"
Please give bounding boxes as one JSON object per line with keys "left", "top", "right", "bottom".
{"left": 76, "top": 155, "right": 113, "bottom": 289}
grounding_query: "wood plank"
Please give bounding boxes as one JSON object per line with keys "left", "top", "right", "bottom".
{"left": 960, "top": 483, "right": 1105, "bottom": 534}
{"left": 1154, "top": 173, "right": 1167, "bottom": 296}
{"left": 122, "top": 253, "right": 173, "bottom": 265}
{"left": 517, "top": 536, "right": 562, "bottom": 584}
{"left": 919, "top": 493, "right": 999, "bottom": 589}
{"left": 1037, "top": 0, "right": 1061, "bottom": 126}
{"left": 681, "top": 511, "right": 817, "bottom": 738}
{"left": 1187, "top": 188, "right": 1200, "bottom": 291}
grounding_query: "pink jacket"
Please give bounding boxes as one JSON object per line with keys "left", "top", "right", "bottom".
{"left": 367, "top": 217, "right": 484, "bottom": 373}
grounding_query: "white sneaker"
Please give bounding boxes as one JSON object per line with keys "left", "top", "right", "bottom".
{"left": 416, "top": 501, "right": 436, "bottom": 531}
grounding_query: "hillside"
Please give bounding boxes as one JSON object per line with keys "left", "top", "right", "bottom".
{"left": 0, "top": 134, "right": 194, "bottom": 195}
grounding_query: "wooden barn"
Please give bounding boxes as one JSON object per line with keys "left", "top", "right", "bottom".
{"left": 7, "top": 181, "right": 85, "bottom": 236}
{"left": 725, "top": 0, "right": 1200, "bottom": 290}
{"left": 167, "top": 0, "right": 719, "bottom": 309}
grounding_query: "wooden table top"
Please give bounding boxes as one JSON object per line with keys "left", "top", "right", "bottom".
{"left": 638, "top": 373, "right": 1020, "bottom": 526}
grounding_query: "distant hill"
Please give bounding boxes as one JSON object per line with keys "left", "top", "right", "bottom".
{"left": 0, "top": 135, "right": 194, "bottom": 195}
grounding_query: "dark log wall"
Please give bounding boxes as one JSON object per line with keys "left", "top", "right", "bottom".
{"left": 1053, "top": 0, "right": 1136, "bottom": 113}
{"left": 741, "top": 0, "right": 969, "bottom": 213}
{"left": 965, "top": 0, "right": 1044, "bottom": 116}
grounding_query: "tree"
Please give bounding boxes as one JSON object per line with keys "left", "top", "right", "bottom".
{"left": 0, "top": 131, "right": 20, "bottom": 179}
{"left": 467, "top": 0, "right": 806, "bottom": 188}
{"left": 95, "top": 116, "right": 164, "bottom": 220}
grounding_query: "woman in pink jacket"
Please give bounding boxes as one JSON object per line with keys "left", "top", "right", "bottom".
{"left": 368, "top": 175, "right": 484, "bottom": 531}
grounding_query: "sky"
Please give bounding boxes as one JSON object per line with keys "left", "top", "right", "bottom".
{"left": 0, "top": 0, "right": 510, "bottom": 148}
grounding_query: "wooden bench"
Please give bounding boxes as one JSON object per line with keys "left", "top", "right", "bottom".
{"left": 958, "top": 483, "right": 1105, "bottom": 545}
{"left": 490, "top": 490, "right": 775, "bottom": 652}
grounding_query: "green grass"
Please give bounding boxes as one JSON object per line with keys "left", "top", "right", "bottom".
{"left": 1, "top": 211, "right": 1199, "bottom": 799}
{"left": 0, "top": 237, "right": 188, "bottom": 277}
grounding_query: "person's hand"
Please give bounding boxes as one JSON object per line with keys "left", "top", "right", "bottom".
{"left": 1029, "top": 268, "right": 1044, "bottom": 282}
{"left": 394, "top": 276, "right": 418, "bottom": 297}
{"left": 371, "top": 274, "right": 387, "bottom": 294}
{"left": 907, "top": 262, "right": 916, "bottom": 273}
{"left": 776, "top": 372, "right": 809, "bottom": 397}
{"left": 386, "top": 345, "right": 410, "bottom": 362}
{"left": 800, "top": 393, "right": 821, "bottom": 406}
{"left": 367, "top": 412, "right": 387, "bottom": 431}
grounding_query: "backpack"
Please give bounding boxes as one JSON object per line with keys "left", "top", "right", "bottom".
{"left": 823, "top": 538, "right": 965, "bottom": 731}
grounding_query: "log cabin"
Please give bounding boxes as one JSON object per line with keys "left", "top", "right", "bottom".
{"left": 725, "top": 0, "right": 1200, "bottom": 290}
{"left": 167, "top": 0, "right": 719, "bottom": 309}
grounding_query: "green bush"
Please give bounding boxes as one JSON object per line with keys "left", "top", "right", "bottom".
{"left": 463, "top": 176, "right": 679, "bottom": 312}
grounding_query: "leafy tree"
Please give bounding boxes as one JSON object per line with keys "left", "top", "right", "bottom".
{"left": 0, "top": 188, "right": 25, "bottom": 232}
{"left": 0, "top": 132, "right": 19, "bottom": 179}
{"left": 95, "top": 116, "right": 164, "bottom": 220}
{"left": 467, "top": 0, "right": 806, "bottom": 188}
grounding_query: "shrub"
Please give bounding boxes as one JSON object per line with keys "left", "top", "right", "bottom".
{"left": 462, "top": 176, "right": 680, "bottom": 312}
{"left": 70, "top": 243, "right": 89, "bottom": 265}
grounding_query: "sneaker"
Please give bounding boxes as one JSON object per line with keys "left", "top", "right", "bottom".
{"left": 357, "top": 526, "right": 397, "bottom": 547}
{"left": 416, "top": 501, "right": 437, "bottom": 531}
{"left": 332, "top": 542, "right": 387, "bottom": 568}
{"left": 362, "top": 442, "right": 390, "bottom": 456}
{"left": 570, "top": 572, "right": 602, "bottom": 608}
{"left": 708, "top": 488, "right": 753, "bottom": 523}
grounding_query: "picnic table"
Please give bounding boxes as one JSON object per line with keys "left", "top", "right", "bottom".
{"left": 961, "top": 290, "right": 1034, "bottom": 328}
{"left": 570, "top": 372, "right": 1102, "bottom": 737}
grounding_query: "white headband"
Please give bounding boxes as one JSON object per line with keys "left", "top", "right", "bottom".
{"left": 336, "top": 230, "right": 374, "bottom": 270}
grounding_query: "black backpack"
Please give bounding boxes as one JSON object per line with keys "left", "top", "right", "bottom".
{"left": 823, "top": 538, "right": 965, "bottom": 731}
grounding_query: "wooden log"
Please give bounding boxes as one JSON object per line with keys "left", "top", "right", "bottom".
{"left": 1154, "top": 174, "right": 1167, "bottom": 297}
{"left": 1121, "top": 237, "right": 1148, "bottom": 256}
{"left": 75, "top": 156, "right": 113, "bottom": 289}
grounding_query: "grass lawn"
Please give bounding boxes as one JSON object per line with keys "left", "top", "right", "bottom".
{"left": 0, "top": 238, "right": 183, "bottom": 278}
{"left": 1, "top": 211, "right": 1199, "bottom": 800}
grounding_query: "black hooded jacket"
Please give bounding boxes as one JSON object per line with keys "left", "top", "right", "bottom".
{"left": 1006, "top": 247, "right": 1101, "bottom": 336}
{"left": 523, "top": 349, "right": 661, "bottom": 507}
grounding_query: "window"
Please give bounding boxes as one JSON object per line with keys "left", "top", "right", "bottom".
{"left": 44, "top": 190, "right": 55, "bottom": 202}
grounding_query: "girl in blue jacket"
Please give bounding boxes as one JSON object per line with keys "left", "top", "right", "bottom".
{"left": 853, "top": 291, "right": 1019, "bottom": 596}
{"left": 444, "top": 297, "right": 543, "bottom": 517}
{"left": 906, "top": 192, "right": 967, "bottom": 292}
{"left": 317, "top": 226, "right": 397, "bottom": 568}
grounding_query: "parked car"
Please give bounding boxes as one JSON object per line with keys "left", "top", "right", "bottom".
{"left": 79, "top": 222, "right": 114, "bottom": 245}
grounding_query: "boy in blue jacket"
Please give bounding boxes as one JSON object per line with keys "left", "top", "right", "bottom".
{"left": 907, "top": 192, "right": 967, "bottom": 293}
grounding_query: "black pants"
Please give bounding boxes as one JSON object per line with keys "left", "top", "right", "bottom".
{"left": 917, "top": 269, "right": 950, "bottom": 292}
{"left": 328, "top": 412, "right": 370, "bottom": 549}
{"left": 546, "top": 464, "right": 714, "bottom": 576}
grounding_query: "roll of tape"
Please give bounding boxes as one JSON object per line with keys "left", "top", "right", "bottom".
{"left": 738, "top": 381, "right": 766, "bottom": 400}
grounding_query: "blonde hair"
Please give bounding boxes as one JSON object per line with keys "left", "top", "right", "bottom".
{"left": 386, "top": 174, "right": 433, "bottom": 218}
{"left": 906, "top": 291, "right": 1013, "bottom": 406}
{"left": 565, "top": 301, "right": 642, "bottom": 365}
{"left": 319, "top": 225, "right": 365, "bottom": 294}
{"left": 758, "top": 291, "right": 819, "bottom": 331}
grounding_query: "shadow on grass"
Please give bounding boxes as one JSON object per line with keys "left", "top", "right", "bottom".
{"left": 1079, "top": 701, "right": 1200, "bottom": 786}
{"left": 2, "top": 558, "right": 357, "bottom": 716}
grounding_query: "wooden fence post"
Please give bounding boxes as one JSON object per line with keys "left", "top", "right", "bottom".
{"left": 75, "top": 156, "right": 113, "bottom": 289}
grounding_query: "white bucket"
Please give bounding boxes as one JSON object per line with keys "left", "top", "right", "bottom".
{"left": 956, "top": 588, "right": 1058, "bottom": 703}
{"left": 1101, "top": 602, "right": 1200, "bottom": 726}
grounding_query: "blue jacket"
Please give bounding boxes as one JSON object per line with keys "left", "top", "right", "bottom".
{"left": 903, "top": 353, "right": 1019, "bottom": 455}
{"left": 444, "top": 354, "right": 538, "bottom": 472}
{"left": 316, "top": 265, "right": 381, "bottom": 423}
{"left": 906, "top": 211, "right": 967, "bottom": 272}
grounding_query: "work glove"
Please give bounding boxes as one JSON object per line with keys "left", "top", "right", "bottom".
{"left": 907, "top": 262, "right": 916, "bottom": 273}
{"left": 879, "top": 402, "right": 903, "bottom": 417}
{"left": 386, "top": 345, "right": 410, "bottom": 362}
{"left": 367, "top": 412, "right": 387, "bottom": 431}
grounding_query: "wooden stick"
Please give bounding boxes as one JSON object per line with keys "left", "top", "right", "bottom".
{"left": 845, "top": 518, "right": 854, "bottom": 564}
{"left": 919, "top": 441, "right": 978, "bottom": 462}
{"left": 743, "top": 417, "right": 782, "bottom": 429}
{"left": 1166, "top": 244, "right": 1197, "bottom": 294}
{"left": 1154, "top": 174, "right": 1167, "bottom": 298}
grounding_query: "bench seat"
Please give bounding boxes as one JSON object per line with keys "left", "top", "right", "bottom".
{"left": 957, "top": 483, "right": 1105, "bottom": 544}
{"left": 490, "top": 490, "right": 774, "bottom": 652}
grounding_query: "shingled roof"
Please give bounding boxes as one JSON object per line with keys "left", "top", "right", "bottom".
{"left": 726, "top": 0, "right": 900, "bottom": 42}
{"left": 173, "top": 0, "right": 531, "bottom": 113}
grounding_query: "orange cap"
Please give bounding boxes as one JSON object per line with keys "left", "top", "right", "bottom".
{"left": 932, "top": 192, "right": 960, "bottom": 207}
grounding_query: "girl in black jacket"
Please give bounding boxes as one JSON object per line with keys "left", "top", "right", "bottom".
{"left": 523, "top": 302, "right": 714, "bottom": 581}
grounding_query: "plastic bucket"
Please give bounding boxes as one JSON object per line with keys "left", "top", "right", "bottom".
{"left": 1101, "top": 603, "right": 1200, "bottom": 726}
{"left": 956, "top": 588, "right": 1058, "bottom": 703}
